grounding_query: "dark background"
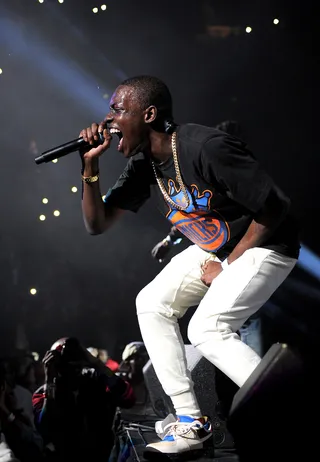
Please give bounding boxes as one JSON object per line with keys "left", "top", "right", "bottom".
{"left": 0, "top": 0, "right": 318, "bottom": 358}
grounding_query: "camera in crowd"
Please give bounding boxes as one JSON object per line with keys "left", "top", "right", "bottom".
{"left": 45, "top": 337, "right": 95, "bottom": 391}
{"left": 54, "top": 338, "right": 85, "bottom": 364}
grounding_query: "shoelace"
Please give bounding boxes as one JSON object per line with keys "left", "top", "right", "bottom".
{"left": 164, "top": 419, "right": 206, "bottom": 438}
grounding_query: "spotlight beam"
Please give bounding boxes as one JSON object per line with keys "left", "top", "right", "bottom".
{"left": 0, "top": 8, "right": 127, "bottom": 116}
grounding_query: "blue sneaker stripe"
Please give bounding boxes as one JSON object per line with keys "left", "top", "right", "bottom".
{"left": 176, "top": 415, "right": 196, "bottom": 423}
{"left": 163, "top": 435, "right": 174, "bottom": 441}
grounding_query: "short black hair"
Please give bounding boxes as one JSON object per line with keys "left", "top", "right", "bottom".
{"left": 120, "top": 75, "right": 173, "bottom": 120}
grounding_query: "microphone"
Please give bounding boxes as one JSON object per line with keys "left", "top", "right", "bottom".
{"left": 34, "top": 132, "right": 105, "bottom": 165}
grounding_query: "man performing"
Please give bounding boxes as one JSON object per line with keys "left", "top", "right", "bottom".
{"left": 79, "top": 75, "right": 300, "bottom": 456}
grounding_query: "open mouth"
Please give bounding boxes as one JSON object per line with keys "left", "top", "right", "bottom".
{"left": 109, "top": 128, "right": 124, "bottom": 151}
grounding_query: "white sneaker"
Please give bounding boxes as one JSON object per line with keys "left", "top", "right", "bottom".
{"left": 155, "top": 413, "right": 176, "bottom": 439}
{"left": 145, "top": 415, "right": 212, "bottom": 455}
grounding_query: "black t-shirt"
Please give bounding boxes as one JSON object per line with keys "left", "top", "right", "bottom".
{"left": 104, "top": 124, "right": 300, "bottom": 259}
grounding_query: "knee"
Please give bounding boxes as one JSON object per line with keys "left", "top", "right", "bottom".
{"left": 188, "top": 314, "right": 235, "bottom": 346}
{"left": 136, "top": 284, "right": 175, "bottom": 319}
{"left": 136, "top": 284, "right": 163, "bottom": 317}
{"left": 136, "top": 285, "right": 151, "bottom": 316}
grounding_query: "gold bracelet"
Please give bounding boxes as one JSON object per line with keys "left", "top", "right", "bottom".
{"left": 81, "top": 173, "right": 99, "bottom": 184}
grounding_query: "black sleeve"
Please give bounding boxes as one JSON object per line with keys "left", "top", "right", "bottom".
{"left": 103, "top": 154, "right": 151, "bottom": 213}
{"left": 201, "top": 134, "right": 273, "bottom": 213}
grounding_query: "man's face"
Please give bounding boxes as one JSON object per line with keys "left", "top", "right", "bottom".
{"left": 106, "top": 85, "right": 149, "bottom": 158}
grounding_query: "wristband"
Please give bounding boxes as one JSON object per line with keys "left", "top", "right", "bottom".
{"left": 82, "top": 173, "right": 99, "bottom": 184}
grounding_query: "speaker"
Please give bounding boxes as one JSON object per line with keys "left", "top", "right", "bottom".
{"left": 228, "top": 343, "right": 315, "bottom": 461}
{"left": 142, "top": 344, "right": 237, "bottom": 449}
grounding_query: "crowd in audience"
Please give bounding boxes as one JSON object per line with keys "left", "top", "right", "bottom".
{"left": 0, "top": 338, "right": 147, "bottom": 461}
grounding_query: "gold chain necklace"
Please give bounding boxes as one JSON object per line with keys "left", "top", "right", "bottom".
{"left": 151, "top": 131, "right": 190, "bottom": 211}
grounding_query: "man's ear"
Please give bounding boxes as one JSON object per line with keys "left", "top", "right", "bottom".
{"left": 144, "top": 106, "right": 157, "bottom": 124}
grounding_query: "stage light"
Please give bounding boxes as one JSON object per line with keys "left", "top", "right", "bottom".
{"left": 58, "top": 0, "right": 64, "bottom": 3}
{"left": 245, "top": 27, "right": 252, "bottom": 33}
{"left": 39, "top": 214, "right": 46, "bottom": 221}
{"left": 298, "top": 245, "right": 320, "bottom": 280}
{"left": 273, "top": 18, "right": 279, "bottom": 25}
{"left": 52, "top": 158, "right": 58, "bottom": 163}
{"left": 38, "top": 0, "right": 44, "bottom": 4}
{"left": 53, "top": 210, "right": 60, "bottom": 217}
{"left": 93, "top": 7, "right": 98, "bottom": 13}
{"left": 0, "top": 69, "right": 3, "bottom": 74}
{"left": 30, "top": 288, "right": 37, "bottom": 295}
{"left": 42, "top": 198, "right": 49, "bottom": 204}
{"left": 101, "top": 4, "right": 107, "bottom": 11}
{"left": 71, "top": 186, "right": 78, "bottom": 193}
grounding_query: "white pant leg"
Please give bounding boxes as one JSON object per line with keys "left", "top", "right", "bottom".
{"left": 136, "top": 245, "right": 210, "bottom": 417}
{"left": 188, "top": 248, "right": 297, "bottom": 387}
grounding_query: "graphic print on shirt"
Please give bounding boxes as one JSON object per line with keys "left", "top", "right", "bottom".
{"left": 165, "top": 179, "right": 230, "bottom": 252}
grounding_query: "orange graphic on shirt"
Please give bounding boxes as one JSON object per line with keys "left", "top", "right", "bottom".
{"left": 164, "top": 180, "right": 230, "bottom": 252}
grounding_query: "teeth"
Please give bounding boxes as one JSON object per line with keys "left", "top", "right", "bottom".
{"left": 109, "top": 128, "right": 120, "bottom": 134}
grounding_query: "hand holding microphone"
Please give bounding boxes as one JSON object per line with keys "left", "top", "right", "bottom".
{"left": 79, "top": 122, "right": 112, "bottom": 161}
{"left": 34, "top": 121, "right": 112, "bottom": 165}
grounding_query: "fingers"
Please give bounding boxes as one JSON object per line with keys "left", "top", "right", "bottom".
{"left": 201, "top": 263, "right": 209, "bottom": 276}
{"left": 42, "top": 350, "right": 52, "bottom": 362}
{"left": 200, "top": 274, "right": 211, "bottom": 287}
{"left": 92, "top": 123, "right": 100, "bottom": 142}
{"left": 102, "top": 128, "right": 111, "bottom": 147}
{"left": 79, "top": 123, "right": 100, "bottom": 144}
{"left": 79, "top": 123, "right": 112, "bottom": 159}
{"left": 201, "top": 259, "right": 218, "bottom": 273}
{"left": 98, "top": 121, "right": 105, "bottom": 134}
{"left": 88, "top": 123, "right": 98, "bottom": 145}
{"left": 43, "top": 350, "right": 60, "bottom": 366}
{"left": 86, "top": 126, "right": 93, "bottom": 144}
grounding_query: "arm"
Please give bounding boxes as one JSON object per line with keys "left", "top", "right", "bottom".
{"left": 201, "top": 187, "right": 289, "bottom": 285}
{"left": 3, "top": 413, "right": 44, "bottom": 461}
{"left": 33, "top": 389, "right": 67, "bottom": 449}
{"left": 0, "top": 384, "right": 44, "bottom": 461}
{"left": 32, "top": 353, "right": 66, "bottom": 444}
{"left": 200, "top": 134, "right": 291, "bottom": 285}
{"left": 151, "top": 226, "right": 185, "bottom": 261}
{"left": 80, "top": 123, "right": 125, "bottom": 235}
{"left": 83, "top": 355, "right": 135, "bottom": 408}
{"left": 227, "top": 186, "right": 289, "bottom": 264}
{"left": 81, "top": 165, "right": 125, "bottom": 235}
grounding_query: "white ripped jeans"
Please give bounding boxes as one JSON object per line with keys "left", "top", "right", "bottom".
{"left": 136, "top": 245, "right": 297, "bottom": 418}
